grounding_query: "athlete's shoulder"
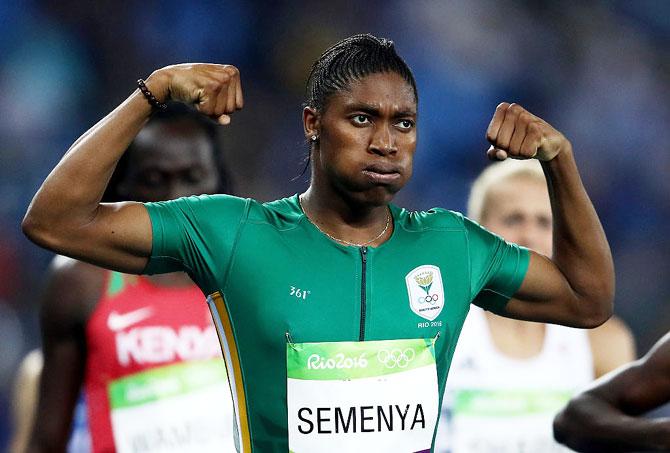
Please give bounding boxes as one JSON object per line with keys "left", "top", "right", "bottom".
{"left": 171, "top": 193, "right": 251, "bottom": 211}
{"left": 172, "top": 193, "right": 301, "bottom": 226}
{"left": 147, "top": 194, "right": 253, "bottom": 229}
{"left": 241, "top": 195, "right": 304, "bottom": 230}
{"left": 393, "top": 205, "right": 467, "bottom": 232}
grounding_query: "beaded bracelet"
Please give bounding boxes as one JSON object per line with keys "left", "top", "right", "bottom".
{"left": 137, "top": 79, "right": 167, "bottom": 111}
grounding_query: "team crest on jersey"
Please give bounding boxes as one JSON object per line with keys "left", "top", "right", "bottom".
{"left": 405, "top": 265, "right": 444, "bottom": 321}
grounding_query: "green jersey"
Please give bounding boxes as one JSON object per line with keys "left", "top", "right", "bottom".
{"left": 143, "top": 194, "right": 529, "bottom": 452}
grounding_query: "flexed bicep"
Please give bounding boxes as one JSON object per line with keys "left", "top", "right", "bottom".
{"left": 496, "top": 251, "right": 604, "bottom": 328}
{"left": 31, "top": 201, "right": 154, "bottom": 274}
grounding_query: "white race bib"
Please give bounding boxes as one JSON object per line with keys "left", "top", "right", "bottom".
{"left": 287, "top": 338, "right": 439, "bottom": 453}
{"left": 108, "top": 359, "right": 235, "bottom": 453}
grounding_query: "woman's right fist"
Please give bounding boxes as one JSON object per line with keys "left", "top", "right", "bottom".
{"left": 146, "top": 64, "right": 243, "bottom": 125}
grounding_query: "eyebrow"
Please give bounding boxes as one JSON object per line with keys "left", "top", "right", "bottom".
{"left": 346, "top": 102, "right": 417, "bottom": 118}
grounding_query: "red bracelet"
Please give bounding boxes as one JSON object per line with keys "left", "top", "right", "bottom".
{"left": 137, "top": 79, "right": 167, "bottom": 111}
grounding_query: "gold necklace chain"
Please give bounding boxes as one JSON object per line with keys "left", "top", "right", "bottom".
{"left": 298, "top": 195, "right": 391, "bottom": 247}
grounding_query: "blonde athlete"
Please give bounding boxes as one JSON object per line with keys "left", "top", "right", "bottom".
{"left": 22, "top": 35, "right": 615, "bottom": 452}
{"left": 435, "top": 160, "right": 635, "bottom": 452}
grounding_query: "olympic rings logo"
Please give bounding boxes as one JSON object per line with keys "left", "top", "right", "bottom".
{"left": 417, "top": 294, "right": 439, "bottom": 305}
{"left": 377, "top": 348, "right": 416, "bottom": 369}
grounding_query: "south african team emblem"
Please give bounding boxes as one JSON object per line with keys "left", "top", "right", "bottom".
{"left": 405, "top": 265, "right": 444, "bottom": 321}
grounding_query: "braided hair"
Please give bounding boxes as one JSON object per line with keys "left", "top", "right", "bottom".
{"left": 305, "top": 34, "right": 418, "bottom": 112}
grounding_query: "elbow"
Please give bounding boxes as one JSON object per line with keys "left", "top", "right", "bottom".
{"left": 22, "top": 211, "right": 58, "bottom": 251}
{"left": 553, "top": 411, "right": 580, "bottom": 451}
{"left": 21, "top": 211, "right": 42, "bottom": 243}
{"left": 574, "top": 282, "right": 614, "bottom": 329}
{"left": 579, "top": 301, "right": 613, "bottom": 329}
{"left": 552, "top": 409, "right": 571, "bottom": 446}
{"left": 553, "top": 401, "right": 591, "bottom": 452}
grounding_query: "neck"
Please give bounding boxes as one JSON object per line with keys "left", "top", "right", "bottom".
{"left": 300, "top": 184, "right": 392, "bottom": 247}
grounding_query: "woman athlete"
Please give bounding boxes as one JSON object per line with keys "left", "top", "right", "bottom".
{"left": 23, "top": 34, "right": 614, "bottom": 452}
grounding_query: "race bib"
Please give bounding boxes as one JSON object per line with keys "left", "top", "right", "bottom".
{"left": 287, "top": 338, "right": 439, "bottom": 453}
{"left": 108, "top": 359, "right": 235, "bottom": 452}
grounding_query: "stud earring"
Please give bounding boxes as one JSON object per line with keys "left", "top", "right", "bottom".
{"left": 310, "top": 135, "right": 318, "bottom": 142}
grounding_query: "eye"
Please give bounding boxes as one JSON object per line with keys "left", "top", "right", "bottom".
{"left": 396, "top": 119, "right": 415, "bottom": 130}
{"left": 351, "top": 114, "right": 371, "bottom": 125}
{"left": 502, "top": 213, "right": 523, "bottom": 226}
{"left": 184, "top": 168, "right": 204, "bottom": 184}
{"left": 537, "top": 216, "right": 552, "bottom": 230}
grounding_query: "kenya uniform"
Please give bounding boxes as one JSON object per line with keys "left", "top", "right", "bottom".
{"left": 143, "top": 194, "right": 530, "bottom": 453}
{"left": 84, "top": 271, "right": 234, "bottom": 452}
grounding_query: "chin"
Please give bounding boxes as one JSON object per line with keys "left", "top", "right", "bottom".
{"left": 332, "top": 173, "right": 406, "bottom": 207}
{"left": 352, "top": 185, "right": 400, "bottom": 207}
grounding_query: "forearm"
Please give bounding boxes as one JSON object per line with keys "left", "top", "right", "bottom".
{"left": 22, "top": 73, "right": 166, "bottom": 246}
{"left": 554, "top": 394, "right": 670, "bottom": 452}
{"left": 542, "top": 146, "right": 614, "bottom": 324}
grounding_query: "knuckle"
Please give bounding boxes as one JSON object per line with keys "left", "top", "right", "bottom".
{"left": 518, "top": 111, "right": 532, "bottom": 123}
{"left": 496, "top": 102, "right": 510, "bottom": 111}
{"left": 508, "top": 103, "right": 523, "bottom": 115}
{"left": 217, "top": 72, "right": 231, "bottom": 84}
{"left": 205, "top": 81, "right": 222, "bottom": 92}
{"left": 527, "top": 121, "right": 543, "bottom": 135}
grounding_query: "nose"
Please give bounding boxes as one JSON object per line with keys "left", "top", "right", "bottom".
{"left": 369, "top": 123, "right": 397, "bottom": 156}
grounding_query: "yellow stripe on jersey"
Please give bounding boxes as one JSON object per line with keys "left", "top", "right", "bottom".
{"left": 207, "top": 291, "right": 252, "bottom": 453}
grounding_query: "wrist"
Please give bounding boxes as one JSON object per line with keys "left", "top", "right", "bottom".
{"left": 144, "top": 69, "right": 171, "bottom": 104}
{"left": 542, "top": 140, "right": 575, "bottom": 171}
{"left": 556, "top": 140, "right": 574, "bottom": 160}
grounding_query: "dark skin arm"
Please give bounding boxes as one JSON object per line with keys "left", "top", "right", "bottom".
{"left": 21, "top": 64, "right": 243, "bottom": 273}
{"left": 486, "top": 103, "right": 614, "bottom": 328}
{"left": 27, "top": 257, "right": 104, "bottom": 453}
{"left": 553, "top": 332, "right": 670, "bottom": 452}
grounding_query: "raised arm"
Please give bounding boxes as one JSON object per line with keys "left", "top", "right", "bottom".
{"left": 553, "top": 332, "right": 670, "bottom": 451}
{"left": 22, "top": 64, "right": 243, "bottom": 273}
{"left": 27, "top": 257, "right": 103, "bottom": 453}
{"left": 486, "top": 102, "right": 614, "bottom": 328}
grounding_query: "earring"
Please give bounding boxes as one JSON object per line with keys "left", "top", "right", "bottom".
{"left": 310, "top": 135, "right": 318, "bottom": 142}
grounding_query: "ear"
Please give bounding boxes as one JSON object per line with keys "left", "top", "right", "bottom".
{"left": 303, "top": 106, "right": 320, "bottom": 141}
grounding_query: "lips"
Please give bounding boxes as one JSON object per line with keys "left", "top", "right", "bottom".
{"left": 362, "top": 163, "right": 402, "bottom": 184}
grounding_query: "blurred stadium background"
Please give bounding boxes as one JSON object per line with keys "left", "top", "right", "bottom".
{"left": 0, "top": 0, "right": 668, "bottom": 447}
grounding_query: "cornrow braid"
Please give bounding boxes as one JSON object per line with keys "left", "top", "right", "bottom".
{"left": 305, "top": 33, "right": 418, "bottom": 112}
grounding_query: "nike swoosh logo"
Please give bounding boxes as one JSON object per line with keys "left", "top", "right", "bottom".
{"left": 107, "top": 307, "right": 154, "bottom": 331}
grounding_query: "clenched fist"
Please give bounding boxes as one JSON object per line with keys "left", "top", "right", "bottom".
{"left": 146, "top": 63, "right": 243, "bottom": 125}
{"left": 486, "top": 102, "right": 570, "bottom": 161}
